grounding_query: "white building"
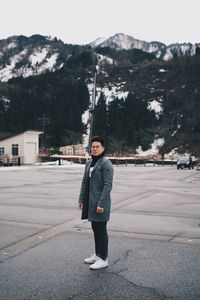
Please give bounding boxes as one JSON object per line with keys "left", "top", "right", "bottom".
{"left": 59, "top": 144, "right": 85, "bottom": 156}
{"left": 0, "top": 130, "right": 42, "bottom": 165}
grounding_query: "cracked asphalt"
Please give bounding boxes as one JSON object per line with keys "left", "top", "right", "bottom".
{"left": 0, "top": 164, "right": 200, "bottom": 299}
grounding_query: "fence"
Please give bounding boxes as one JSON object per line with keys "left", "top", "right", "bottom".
{"left": 0, "top": 156, "right": 22, "bottom": 167}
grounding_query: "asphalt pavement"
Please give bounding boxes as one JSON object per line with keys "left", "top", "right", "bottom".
{"left": 0, "top": 163, "right": 200, "bottom": 299}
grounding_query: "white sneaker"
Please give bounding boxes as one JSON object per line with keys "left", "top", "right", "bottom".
{"left": 84, "top": 254, "right": 99, "bottom": 264}
{"left": 90, "top": 258, "right": 108, "bottom": 270}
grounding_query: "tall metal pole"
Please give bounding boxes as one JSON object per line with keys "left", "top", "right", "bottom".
{"left": 88, "top": 70, "right": 97, "bottom": 154}
{"left": 38, "top": 113, "right": 50, "bottom": 150}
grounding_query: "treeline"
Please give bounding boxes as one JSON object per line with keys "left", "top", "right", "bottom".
{"left": 95, "top": 47, "right": 156, "bottom": 64}
{"left": 92, "top": 93, "right": 157, "bottom": 153}
{"left": 0, "top": 72, "right": 90, "bottom": 147}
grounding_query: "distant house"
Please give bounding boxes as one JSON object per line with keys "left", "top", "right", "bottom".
{"left": 0, "top": 130, "right": 42, "bottom": 165}
{"left": 59, "top": 144, "right": 85, "bottom": 156}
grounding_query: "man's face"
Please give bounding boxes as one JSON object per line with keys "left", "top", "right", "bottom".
{"left": 91, "top": 141, "right": 105, "bottom": 156}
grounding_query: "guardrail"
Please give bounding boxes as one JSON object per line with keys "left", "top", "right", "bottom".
{"left": 108, "top": 158, "right": 177, "bottom": 166}
{"left": 39, "top": 155, "right": 199, "bottom": 168}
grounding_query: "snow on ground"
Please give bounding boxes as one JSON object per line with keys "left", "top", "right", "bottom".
{"left": 0, "top": 49, "right": 28, "bottom": 81}
{"left": 164, "top": 148, "right": 179, "bottom": 160}
{"left": 163, "top": 48, "right": 173, "bottom": 61}
{"left": 0, "top": 46, "right": 60, "bottom": 81}
{"left": 136, "top": 138, "right": 165, "bottom": 156}
{"left": 171, "top": 124, "right": 181, "bottom": 137}
{"left": 0, "top": 160, "right": 85, "bottom": 171}
{"left": 0, "top": 96, "right": 10, "bottom": 110}
{"left": 148, "top": 99, "right": 163, "bottom": 119}
{"left": 7, "top": 42, "right": 17, "bottom": 50}
{"left": 82, "top": 80, "right": 129, "bottom": 152}
{"left": 82, "top": 109, "right": 89, "bottom": 125}
{"left": 28, "top": 47, "right": 59, "bottom": 73}
{"left": 171, "top": 130, "right": 177, "bottom": 137}
{"left": 180, "top": 44, "right": 195, "bottom": 55}
{"left": 156, "top": 50, "right": 162, "bottom": 58}
{"left": 84, "top": 78, "right": 128, "bottom": 134}
{"left": 90, "top": 37, "right": 108, "bottom": 48}
{"left": 35, "top": 53, "right": 59, "bottom": 73}
{"left": 29, "top": 48, "right": 49, "bottom": 66}
{"left": 101, "top": 86, "right": 128, "bottom": 103}
{"left": 97, "top": 54, "right": 113, "bottom": 65}
{"left": 159, "top": 68, "right": 168, "bottom": 73}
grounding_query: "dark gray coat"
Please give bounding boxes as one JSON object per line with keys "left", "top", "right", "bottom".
{"left": 79, "top": 157, "right": 114, "bottom": 222}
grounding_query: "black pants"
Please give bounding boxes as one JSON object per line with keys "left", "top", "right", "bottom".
{"left": 91, "top": 222, "right": 108, "bottom": 260}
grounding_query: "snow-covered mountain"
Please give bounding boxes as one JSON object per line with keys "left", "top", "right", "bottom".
{"left": 90, "top": 33, "right": 200, "bottom": 60}
{"left": 0, "top": 33, "right": 200, "bottom": 155}
{"left": 90, "top": 33, "right": 165, "bottom": 52}
{"left": 0, "top": 33, "right": 199, "bottom": 82}
{"left": 0, "top": 35, "right": 75, "bottom": 82}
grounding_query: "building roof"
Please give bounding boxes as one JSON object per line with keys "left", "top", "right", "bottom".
{"left": 0, "top": 130, "right": 43, "bottom": 142}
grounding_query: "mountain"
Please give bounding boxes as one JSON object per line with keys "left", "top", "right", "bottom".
{"left": 0, "top": 35, "right": 89, "bottom": 82}
{"left": 90, "top": 33, "right": 165, "bottom": 54}
{"left": 90, "top": 33, "right": 200, "bottom": 61}
{"left": 0, "top": 33, "right": 199, "bottom": 82}
{"left": 0, "top": 34, "right": 200, "bottom": 156}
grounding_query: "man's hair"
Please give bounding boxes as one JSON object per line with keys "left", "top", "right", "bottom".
{"left": 91, "top": 136, "right": 105, "bottom": 147}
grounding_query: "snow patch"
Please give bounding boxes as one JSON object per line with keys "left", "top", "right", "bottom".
{"left": 159, "top": 68, "right": 168, "bottom": 73}
{"left": 90, "top": 37, "right": 108, "bottom": 48}
{"left": 0, "top": 96, "right": 10, "bottom": 103}
{"left": 171, "top": 130, "right": 177, "bottom": 137}
{"left": 97, "top": 54, "right": 113, "bottom": 64}
{"left": 164, "top": 148, "right": 179, "bottom": 160}
{"left": 0, "top": 96, "right": 10, "bottom": 110}
{"left": 27, "top": 52, "right": 59, "bottom": 75}
{"left": 82, "top": 80, "right": 129, "bottom": 152}
{"left": 29, "top": 48, "right": 49, "bottom": 66}
{"left": 101, "top": 86, "right": 128, "bottom": 103}
{"left": 136, "top": 138, "right": 165, "bottom": 156}
{"left": 163, "top": 48, "right": 173, "bottom": 61}
{"left": 148, "top": 100, "right": 163, "bottom": 118}
{"left": 0, "top": 48, "right": 60, "bottom": 81}
{"left": 0, "top": 49, "right": 28, "bottom": 81}
{"left": 7, "top": 42, "right": 17, "bottom": 49}
{"left": 0, "top": 162, "right": 85, "bottom": 171}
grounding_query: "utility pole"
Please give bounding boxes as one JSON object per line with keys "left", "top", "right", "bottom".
{"left": 88, "top": 69, "right": 97, "bottom": 154}
{"left": 38, "top": 113, "right": 50, "bottom": 149}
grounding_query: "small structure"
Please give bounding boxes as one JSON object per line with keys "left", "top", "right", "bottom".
{"left": 0, "top": 130, "right": 42, "bottom": 165}
{"left": 59, "top": 144, "right": 85, "bottom": 156}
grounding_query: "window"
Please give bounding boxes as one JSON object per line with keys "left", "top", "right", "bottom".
{"left": 0, "top": 147, "right": 4, "bottom": 156}
{"left": 12, "top": 144, "right": 19, "bottom": 156}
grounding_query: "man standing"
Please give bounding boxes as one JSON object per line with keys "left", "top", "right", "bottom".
{"left": 78, "top": 136, "right": 114, "bottom": 270}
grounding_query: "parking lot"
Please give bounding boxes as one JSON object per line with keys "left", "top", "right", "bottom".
{"left": 0, "top": 164, "right": 200, "bottom": 299}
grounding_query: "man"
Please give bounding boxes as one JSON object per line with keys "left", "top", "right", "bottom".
{"left": 78, "top": 136, "right": 114, "bottom": 270}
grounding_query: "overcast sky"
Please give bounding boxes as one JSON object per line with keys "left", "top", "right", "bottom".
{"left": 1, "top": 0, "right": 199, "bottom": 45}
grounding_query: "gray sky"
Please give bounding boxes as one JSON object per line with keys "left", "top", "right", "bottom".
{"left": 1, "top": 0, "right": 199, "bottom": 45}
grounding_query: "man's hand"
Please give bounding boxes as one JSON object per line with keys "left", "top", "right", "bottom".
{"left": 78, "top": 203, "right": 83, "bottom": 209}
{"left": 96, "top": 206, "right": 104, "bottom": 214}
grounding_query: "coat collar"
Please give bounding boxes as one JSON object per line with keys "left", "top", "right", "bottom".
{"left": 92, "top": 157, "right": 104, "bottom": 172}
{"left": 87, "top": 157, "right": 104, "bottom": 174}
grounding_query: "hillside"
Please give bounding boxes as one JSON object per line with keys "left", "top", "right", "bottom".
{"left": 0, "top": 34, "right": 199, "bottom": 156}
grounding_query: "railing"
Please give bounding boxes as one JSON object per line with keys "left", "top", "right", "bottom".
{"left": 0, "top": 156, "right": 23, "bottom": 167}
{"left": 109, "top": 158, "right": 177, "bottom": 166}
